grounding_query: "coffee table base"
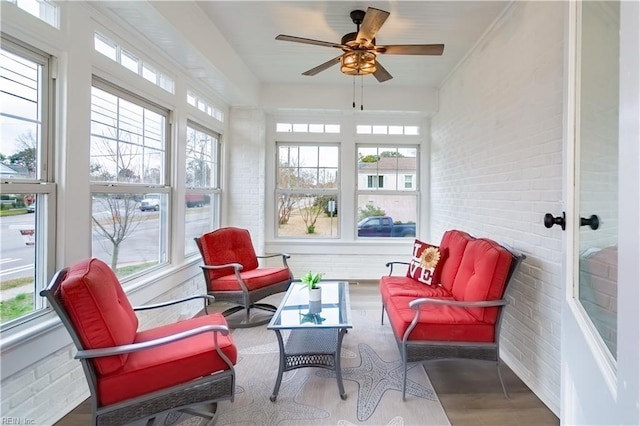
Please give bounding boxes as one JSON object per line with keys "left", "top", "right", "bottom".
{"left": 270, "top": 328, "right": 348, "bottom": 401}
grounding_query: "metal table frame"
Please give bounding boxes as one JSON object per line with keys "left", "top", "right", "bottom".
{"left": 267, "top": 281, "right": 352, "bottom": 401}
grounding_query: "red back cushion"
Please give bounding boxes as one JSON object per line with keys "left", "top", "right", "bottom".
{"left": 198, "top": 227, "right": 259, "bottom": 281}
{"left": 60, "top": 258, "right": 138, "bottom": 375}
{"left": 438, "top": 230, "right": 473, "bottom": 292}
{"left": 406, "top": 239, "right": 446, "bottom": 285}
{"left": 450, "top": 239, "right": 513, "bottom": 322}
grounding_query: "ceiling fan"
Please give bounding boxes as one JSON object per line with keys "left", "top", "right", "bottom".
{"left": 275, "top": 7, "right": 444, "bottom": 83}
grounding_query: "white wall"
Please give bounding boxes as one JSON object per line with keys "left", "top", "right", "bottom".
{"left": 430, "top": 2, "right": 565, "bottom": 414}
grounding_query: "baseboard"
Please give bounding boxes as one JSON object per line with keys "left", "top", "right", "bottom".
{"left": 44, "top": 391, "right": 90, "bottom": 426}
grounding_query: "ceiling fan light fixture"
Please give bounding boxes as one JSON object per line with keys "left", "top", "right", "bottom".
{"left": 340, "top": 50, "right": 377, "bottom": 76}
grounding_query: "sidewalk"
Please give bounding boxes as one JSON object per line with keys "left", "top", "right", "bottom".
{"left": 0, "top": 284, "right": 33, "bottom": 301}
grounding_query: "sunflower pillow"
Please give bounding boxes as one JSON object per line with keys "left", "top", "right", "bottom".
{"left": 407, "top": 239, "right": 446, "bottom": 286}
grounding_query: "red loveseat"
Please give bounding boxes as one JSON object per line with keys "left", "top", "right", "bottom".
{"left": 379, "top": 230, "right": 525, "bottom": 400}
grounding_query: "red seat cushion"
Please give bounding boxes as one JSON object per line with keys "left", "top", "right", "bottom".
{"left": 98, "top": 313, "right": 237, "bottom": 406}
{"left": 60, "top": 258, "right": 138, "bottom": 376}
{"left": 379, "top": 276, "right": 451, "bottom": 301}
{"left": 210, "top": 267, "right": 292, "bottom": 292}
{"left": 385, "top": 295, "right": 495, "bottom": 343}
{"left": 450, "top": 238, "right": 513, "bottom": 322}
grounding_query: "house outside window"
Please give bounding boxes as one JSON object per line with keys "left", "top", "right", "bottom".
{"left": 184, "top": 122, "right": 221, "bottom": 256}
{"left": 276, "top": 143, "right": 339, "bottom": 238}
{"left": 0, "top": 37, "right": 56, "bottom": 327}
{"left": 357, "top": 146, "right": 418, "bottom": 238}
{"left": 89, "top": 78, "right": 170, "bottom": 278}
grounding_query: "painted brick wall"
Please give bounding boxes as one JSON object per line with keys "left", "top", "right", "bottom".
{"left": 430, "top": 1, "right": 564, "bottom": 414}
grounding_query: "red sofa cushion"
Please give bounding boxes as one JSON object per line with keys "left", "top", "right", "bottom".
{"left": 199, "top": 228, "right": 259, "bottom": 281}
{"left": 438, "top": 230, "right": 473, "bottom": 292}
{"left": 98, "top": 313, "right": 237, "bottom": 406}
{"left": 380, "top": 275, "right": 451, "bottom": 300}
{"left": 211, "top": 267, "right": 292, "bottom": 292}
{"left": 450, "top": 238, "right": 513, "bottom": 322}
{"left": 60, "top": 258, "right": 138, "bottom": 376}
{"left": 385, "top": 295, "right": 495, "bottom": 343}
{"left": 406, "top": 240, "right": 447, "bottom": 286}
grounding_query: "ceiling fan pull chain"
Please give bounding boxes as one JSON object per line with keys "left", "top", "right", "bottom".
{"left": 360, "top": 76, "right": 364, "bottom": 110}
{"left": 352, "top": 76, "right": 356, "bottom": 108}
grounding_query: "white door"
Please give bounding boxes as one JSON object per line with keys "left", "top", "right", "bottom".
{"left": 559, "top": 1, "right": 640, "bottom": 424}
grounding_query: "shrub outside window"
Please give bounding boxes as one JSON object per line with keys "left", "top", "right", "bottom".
{"left": 356, "top": 146, "right": 418, "bottom": 238}
{"left": 0, "top": 38, "right": 56, "bottom": 327}
{"left": 89, "top": 79, "right": 170, "bottom": 277}
{"left": 184, "top": 123, "right": 220, "bottom": 256}
{"left": 276, "top": 144, "right": 339, "bottom": 238}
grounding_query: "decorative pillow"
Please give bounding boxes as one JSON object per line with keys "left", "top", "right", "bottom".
{"left": 407, "top": 239, "right": 446, "bottom": 286}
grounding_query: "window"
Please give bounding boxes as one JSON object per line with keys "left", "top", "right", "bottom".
{"left": 276, "top": 122, "right": 340, "bottom": 134}
{"left": 276, "top": 144, "right": 339, "bottom": 238}
{"left": 5, "top": 0, "right": 59, "bottom": 28}
{"left": 357, "top": 146, "right": 418, "bottom": 238}
{"left": 94, "top": 33, "right": 175, "bottom": 94}
{"left": 184, "top": 123, "right": 221, "bottom": 256}
{"left": 0, "top": 37, "right": 56, "bottom": 327}
{"left": 367, "top": 175, "right": 384, "bottom": 188}
{"left": 186, "top": 91, "right": 224, "bottom": 122}
{"left": 90, "top": 78, "right": 170, "bottom": 278}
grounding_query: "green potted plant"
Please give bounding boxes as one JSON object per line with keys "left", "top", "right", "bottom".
{"left": 301, "top": 271, "right": 323, "bottom": 302}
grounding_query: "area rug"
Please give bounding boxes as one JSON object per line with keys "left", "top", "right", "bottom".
{"left": 165, "top": 285, "right": 451, "bottom": 426}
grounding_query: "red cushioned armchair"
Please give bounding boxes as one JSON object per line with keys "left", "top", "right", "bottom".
{"left": 40, "top": 258, "right": 237, "bottom": 426}
{"left": 195, "top": 227, "right": 293, "bottom": 328}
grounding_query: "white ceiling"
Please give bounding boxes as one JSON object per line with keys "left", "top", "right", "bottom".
{"left": 94, "top": 1, "right": 510, "bottom": 103}
{"left": 194, "top": 1, "right": 509, "bottom": 89}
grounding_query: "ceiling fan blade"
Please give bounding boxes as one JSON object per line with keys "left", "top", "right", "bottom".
{"left": 377, "top": 44, "right": 445, "bottom": 55}
{"left": 373, "top": 61, "right": 393, "bottom": 83}
{"left": 356, "top": 7, "right": 390, "bottom": 47}
{"left": 302, "top": 56, "right": 342, "bottom": 76}
{"left": 276, "top": 34, "right": 346, "bottom": 50}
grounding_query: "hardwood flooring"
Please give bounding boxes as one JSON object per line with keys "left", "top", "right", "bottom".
{"left": 54, "top": 283, "right": 559, "bottom": 425}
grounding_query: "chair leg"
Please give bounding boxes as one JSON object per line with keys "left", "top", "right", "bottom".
{"left": 402, "top": 345, "right": 408, "bottom": 401}
{"left": 381, "top": 305, "right": 386, "bottom": 325}
{"left": 496, "top": 359, "right": 510, "bottom": 399}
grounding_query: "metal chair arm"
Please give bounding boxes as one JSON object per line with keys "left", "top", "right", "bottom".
{"left": 385, "top": 261, "right": 410, "bottom": 275}
{"left": 133, "top": 295, "right": 216, "bottom": 311}
{"left": 257, "top": 253, "right": 291, "bottom": 268}
{"left": 75, "top": 324, "right": 230, "bottom": 359}
{"left": 200, "top": 262, "right": 243, "bottom": 271}
{"left": 408, "top": 297, "right": 509, "bottom": 309}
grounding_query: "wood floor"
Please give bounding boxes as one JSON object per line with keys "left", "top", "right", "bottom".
{"left": 55, "top": 283, "right": 559, "bottom": 426}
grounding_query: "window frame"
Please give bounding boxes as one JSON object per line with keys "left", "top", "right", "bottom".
{"left": 184, "top": 120, "right": 221, "bottom": 257}
{"left": 275, "top": 142, "right": 340, "bottom": 239}
{"left": 89, "top": 76, "right": 172, "bottom": 279}
{"left": 0, "top": 36, "right": 57, "bottom": 329}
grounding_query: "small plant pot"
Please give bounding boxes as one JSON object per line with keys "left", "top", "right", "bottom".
{"left": 308, "top": 287, "right": 322, "bottom": 302}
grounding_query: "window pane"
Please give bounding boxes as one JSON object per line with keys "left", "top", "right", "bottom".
{"left": 357, "top": 194, "right": 417, "bottom": 237}
{"left": 278, "top": 145, "right": 338, "bottom": 190}
{"left": 309, "top": 124, "right": 324, "bottom": 133}
{"left": 186, "top": 126, "right": 218, "bottom": 188}
{"left": 0, "top": 48, "right": 41, "bottom": 180}
{"left": 325, "top": 124, "right": 340, "bottom": 134}
{"left": 121, "top": 50, "right": 139, "bottom": 73}
{"left": 90, "top": 86, "right": 167, "bottom": 185}
{"left": 276, "top": 193, "right": 339, "bottom": 238}
{"left": 185, "top": 193, "right": 218, "bottom": 256}
{"left": 94, "top": 33, "right": 117, "bottom": 61}
{"left": 0, "top": 193, "right": 38, "bottom": 325}
{"left": 357, "top": 147, "right": 417, "bottom": 191}
{"left": 91, "top": 193, "right": 167, "bottom": 277}
{"left": 292, "top": 123, "right": 308, "bottom": 133}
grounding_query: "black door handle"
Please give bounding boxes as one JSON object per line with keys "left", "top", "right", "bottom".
{"left": 580, "top": 214, "right": 600, "bottom": 230}
{"left": 544, "top": 212, "right": 566, "bottom": 230}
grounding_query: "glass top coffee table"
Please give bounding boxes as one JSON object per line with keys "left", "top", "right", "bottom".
{"left": 267, "top": 281, "right": 352, "bottom": 401}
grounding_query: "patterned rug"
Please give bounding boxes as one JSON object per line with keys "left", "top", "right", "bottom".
{"left": 164, "top": 285, "right": 451, "bottom": 426}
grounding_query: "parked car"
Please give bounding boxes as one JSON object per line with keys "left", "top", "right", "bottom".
{"left": 185, "top": 194, "right": 205, "bottom": 208}
{"left": 26, "top": 203, "right": 35, "bottom": 213}
{"left": 357, "top": 216, "right": 416, "bottom": 237}
{"left": 139, "top": 194, "right": 160, "bottom": 211}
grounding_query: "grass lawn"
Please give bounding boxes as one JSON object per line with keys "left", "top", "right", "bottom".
{"left": 0, "top": 293, "right": 34, "bottom": 322}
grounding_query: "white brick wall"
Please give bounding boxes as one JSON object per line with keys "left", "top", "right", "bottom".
{"left": 430, "top": 1, "right": 564, "bottom": 414}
